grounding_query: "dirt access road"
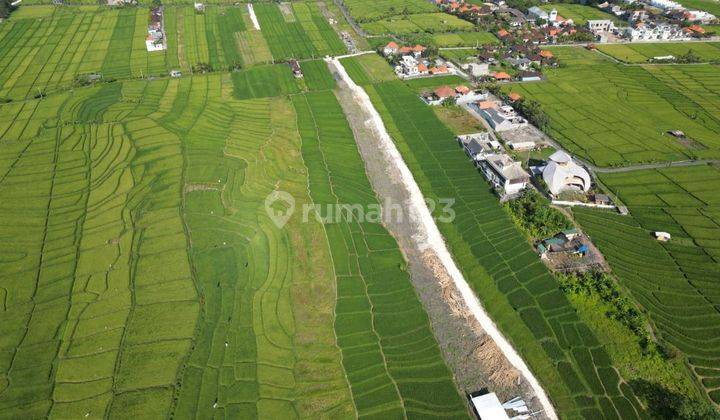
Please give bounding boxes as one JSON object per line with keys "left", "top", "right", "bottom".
{"left": 327, "top": 57, "right": 555, "bottom": 419}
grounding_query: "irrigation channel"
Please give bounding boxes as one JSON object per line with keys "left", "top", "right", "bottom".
{"left": 327, "top": 55, "right": 558, "bottom": 419}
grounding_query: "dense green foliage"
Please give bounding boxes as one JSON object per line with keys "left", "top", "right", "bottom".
{"left": 0, "top": 0, "right": 15, "bottom": 18}
{"left": 558, "top": 271, "right": 649, "bottom": 346}
{"left": 505, "top": 189, "right": 572, "bottom": 240}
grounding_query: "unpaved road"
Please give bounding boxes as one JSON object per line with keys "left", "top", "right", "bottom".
{"left": 327, "top": 57, "right": 555, "bottom": 419}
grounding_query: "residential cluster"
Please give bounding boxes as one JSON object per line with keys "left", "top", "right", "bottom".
{"left": 430, "top": 0, "right": 716, "bottom": 46}
{"left": 382, "top": 42, "right": 458, "bottom": 79}
{"left": 455, "top": 44, "right": 556, "bottom": 82}
{"left": 421, "top": 84, "right": 486, "bottom": 105}
{"left": 146, "top": 6, "right": 165, "bottom": 52}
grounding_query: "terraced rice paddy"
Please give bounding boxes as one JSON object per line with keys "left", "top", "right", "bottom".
{"left": 339, "top": 53, "right": 396, "bottom": 85}
{"left": 597, "top": 42, "right": 720, "bottom": 63}
{"left": 253, "top": 3, "right": 345, "bottom": 60}
{"left": 431, "top": 31, "right": 498, "bottom": 47}
{"left": 0, "top": 27, "right": 467, "bottom": 413}
{"left": 507, "top": 47, "right": 720, "bottom": 166}
{"left": 0, "top": 3, "right": 345, "bottom": 101}
{"left": 0, "top": 7, "right": 158, "bottom": 99}
{"left": 360, "top": 13, "right": 474, "bottom": 35}
{"left": 293, "top": 90, "right": 467, "bottom": 418}
{"left": 342, "top": 0, "right": 438, "bottom": 22}
{"left": 574, "top": 165, "right": 720, "bottom": 404}
{"left": 358, "top": 78, "right": 645, "bottom": 418}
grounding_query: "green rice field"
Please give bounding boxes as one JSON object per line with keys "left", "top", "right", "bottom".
{"left": 432, "top": 31, "right": 498, "bottom": 47}
{"left": 252, "top": 3, "right": 345, "bottom": 60}
{"left": 0, "top": 3, "right": 345, "bottom": 100}
{"left": 0, "top": 57, "right": 467, "bottom": 418}
{"left": 575, "top": 165, "right": 720, "bottom": 404}
{"left": 342, "top": 0, "right": 438, "bottom": 22}
{"left": 358, "top": 78, "right": 646, "bottom": 418}
{"left": 681, "top": 0, "right": 720, "bottom": 16}
{"left": 360, "top": 13, "right": 474, "bottom": 35}
{"left": 339, "top": 53, "right": 396, "bottom": 85}
{"left": 507, "top": 47, "right": 720, "bottom": 167}
{"left": 597, "top": 42, "right": 720, "bottom": 63}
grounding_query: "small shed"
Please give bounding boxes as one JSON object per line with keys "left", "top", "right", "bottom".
{"left": 289, "top": 59, "right": 303, "bottom": 78}
{"left": 468, "top": 390, "right": 509, "bottom": 420}
{"left": 654, "top": 231, "right": 671, "bottom": 242}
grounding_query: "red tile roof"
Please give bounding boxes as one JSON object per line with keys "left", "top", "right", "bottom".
{"left": 386, "top": 41, "right": 399, "bottom": 49}
{"left": 539, "top": 50, "right": 553, "bottom": 58}
{"left": 493, "top": 71, "right": 512, "bottom": 80}
{"left": 434, "top": 86, "right": 456, "bottom": 98}
{"left": 477, "top": 101, "right": 498, "bottom": 110}
{"left": 508, "top": 92, "right": 522, "bottom": 101}
{"left": 455, "top": 85, "right": 470, "bottom": 94}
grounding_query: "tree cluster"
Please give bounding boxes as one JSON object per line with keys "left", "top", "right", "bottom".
{"left": 515, "top": 98, "right": 550, "bottom": 130}
{"left": 504, "top": 189, "right": 571, "bottom": 239}
{"left": 0, "top": 0, "right": 17, "bottom": 19}
{"left": 558, "top": 271, "right": 649, "bottom": 344}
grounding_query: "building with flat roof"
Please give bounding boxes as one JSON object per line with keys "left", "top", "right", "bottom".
{"left": 480, "top": 105, "right": 527, "bottom": 131}
{"left": 478, "top": 153, "right": 530, "bottom": 196}
{"left": 458, "top": 133, "right": 501, "bottom": 161}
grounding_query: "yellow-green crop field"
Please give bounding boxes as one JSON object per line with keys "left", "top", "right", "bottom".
{"left": 0, "top": 3, "right": 345, "bottom": 100}
{"left": 575, "top": 165, "right": 720, "bottom": 405}
{"left": 507, "top": 47, "right": 720, "bottom": 166}
{"left": 0, "top": 42, "right": 467, "bottom": 416}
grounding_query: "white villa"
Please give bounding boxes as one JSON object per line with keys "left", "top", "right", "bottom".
{"left": 587, "top": 19, "right": 614, "bottom": 34}
{"left": 479, "top": 153, "right": 531, "bottom": 196}
{"left": 624, "top": 23, "right": 690, "bottom": 40}
{"left": 542, "top": 151, "right": 591, "bottom": 196}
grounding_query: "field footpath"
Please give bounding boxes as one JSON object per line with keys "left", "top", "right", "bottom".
{"left": 328, "top": 56, "right": 558, "bottom": 419}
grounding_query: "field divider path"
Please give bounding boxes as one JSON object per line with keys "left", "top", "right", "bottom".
{"left": 247, "top": 4, "right": 261, "bottom": 31}
{"left": 327, "top": 56, "right": 558, "bottom": 419}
